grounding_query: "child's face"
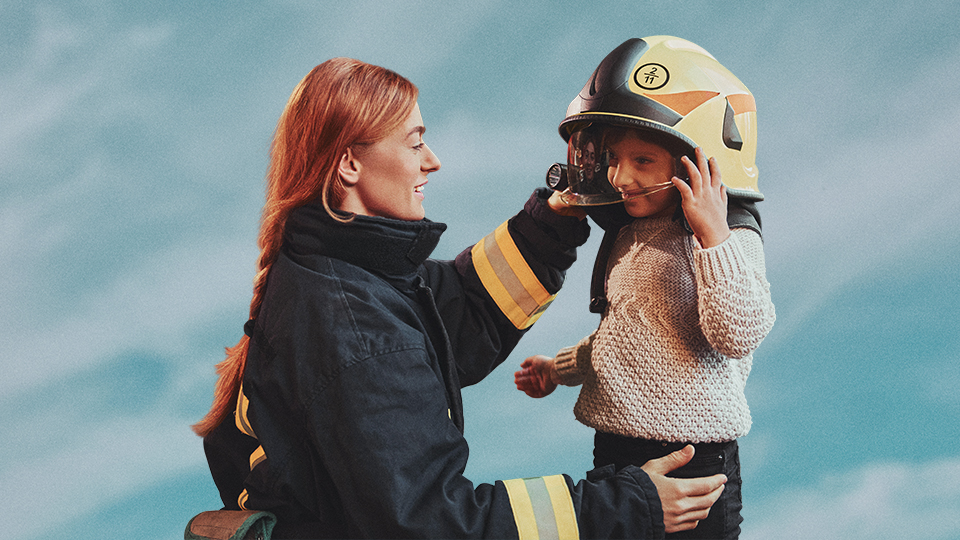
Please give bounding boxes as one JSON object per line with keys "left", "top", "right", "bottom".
{"left": 605, "top": 130, "right": 680, "bottom": 218}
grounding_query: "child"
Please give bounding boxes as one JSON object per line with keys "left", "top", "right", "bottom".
{"left": 516, "top": 37, "right": 775, "bottom": 539}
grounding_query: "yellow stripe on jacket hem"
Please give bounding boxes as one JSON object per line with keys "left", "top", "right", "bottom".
{"left": 249, "top": 445, "right": 266, "bottom": 470}
{"left": 472, "top": 221, "right": 556, "bottom": 329}
{"left": 503, "top": 476, "right": 579, "bottom": 540}
{"left": 235, "top": 384, "right": 257, "bottom": 439}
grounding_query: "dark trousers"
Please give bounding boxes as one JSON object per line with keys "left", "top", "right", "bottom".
{"left": 593, "top": 431, "right": 742, "bottom": 540}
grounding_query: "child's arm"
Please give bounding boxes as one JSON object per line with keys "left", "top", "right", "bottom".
{"left": 695, "top": 228, "right": 776, "bottom": 358}
{"left": 672, "top": 146, "right": 775, "bottom": 357}
{"left": 514, "top": 333, "right": 595, "bottom": 397}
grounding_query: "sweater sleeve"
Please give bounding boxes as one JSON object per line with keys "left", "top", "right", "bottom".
{"left": 554, "top": 332, "right": 596, "bottom": 386}
{"left": 693, "top": 227, "right": 776, "bottom": 358}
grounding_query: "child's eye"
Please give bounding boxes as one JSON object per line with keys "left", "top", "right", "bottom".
{"left": 413, "top": 142, "right": 425, "bottom": 151}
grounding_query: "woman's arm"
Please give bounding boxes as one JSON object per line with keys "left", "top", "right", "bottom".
{"left": 424, "top": 188, "right": 591, "bottom": 386}
{"left": 306, "top": 346, "right": 676, "bottom": 538}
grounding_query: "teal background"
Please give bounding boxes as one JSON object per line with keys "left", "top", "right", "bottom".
{"left": 3, "top": 2, "right": 959, "bottom": 538}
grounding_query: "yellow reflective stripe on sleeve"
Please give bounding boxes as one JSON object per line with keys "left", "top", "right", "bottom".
{"left": 543, "top": 475, "right": 579, "bottom": 539}
{"left": 235, "top": 384, "right": 257, "bottom": 439}
{"left": 472, "top": 221, "right": 557, "bottom": 330}
{"left": 238, "top": 489, "right": 249, "bottom": 510}
{"left": 249, "top": 445, "right": 266, "bottom": 470}
{"left": 503, "top": 478, "right": 539, "bottom": 539}
{"left": 503, "top": 476, "right": 579, "bottom": 540}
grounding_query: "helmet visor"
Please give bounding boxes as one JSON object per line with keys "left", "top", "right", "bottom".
{"left": 557, "top": 124, "right": 676, "bottom": 206}
{"left": 558, "top": 125, "right": 620, "bottom": 205}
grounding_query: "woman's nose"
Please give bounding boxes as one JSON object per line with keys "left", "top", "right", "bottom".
{"left": 422, "top": 144, "right": 441, "bottom": 172}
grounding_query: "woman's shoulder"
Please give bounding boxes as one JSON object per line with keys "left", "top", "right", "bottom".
{"left": 271, "top": 251, "right": 425, "bottom": 334}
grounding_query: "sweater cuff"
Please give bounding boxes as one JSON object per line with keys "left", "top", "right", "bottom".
{"left": 554, "top": 334, "right": 592, "bottom": 386}
{"left": 693, "top": 232, "right": 749, "bottom": 287}
{"left": 554, "top": 345, "right": 580, "bottom": 386}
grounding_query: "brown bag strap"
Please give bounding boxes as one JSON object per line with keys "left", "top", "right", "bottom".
{"left": 184, "top": 510, "right": 276, "bottom": 540}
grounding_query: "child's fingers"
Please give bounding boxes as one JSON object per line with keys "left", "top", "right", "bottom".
{"left": 514, "top": 368, "right": 534, "bottom": 381}
{"left": 695, "top": 147, "right": 710, "bottom": 175}
{"left": 521, "top": 354, "right": 551, "bottom": 369}
{"left": 672, "top": 175, "right": 692, "bottom": 200}
{"left": 685, "top": 150, "right": 726, "bottom": 199}
{"left": 695, "top": 148, "right": 713, "bottom": 192}
{"left": 708, "top": 156, "right": 722, "bottom": 189}
{"left": 680, "top": 155, "right": 701, "bottom": 193}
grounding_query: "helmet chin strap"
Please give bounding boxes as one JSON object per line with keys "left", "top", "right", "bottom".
{"left": 620, "top": 181, "right": 675, "bottom": 201}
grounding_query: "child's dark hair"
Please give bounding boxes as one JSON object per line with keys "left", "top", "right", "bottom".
{"left": 600, "top": 125, "right": 693, "bottom": 162}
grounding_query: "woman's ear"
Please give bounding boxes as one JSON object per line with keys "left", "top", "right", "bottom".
{"left": 338, "top": 147, "right": 361, "bottom": 186}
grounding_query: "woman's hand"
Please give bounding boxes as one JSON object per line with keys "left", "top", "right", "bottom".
{"left": 514, "top": 355, "right": 559, "bottom": 398}
{"left": 547, "top": 190, "right": 587, "bottom": 219}
{"left": 672, "top": 147, "right": 730, "bottom": 248}
{"left": 641, "top": 445, "right": 727, "bottom": 533}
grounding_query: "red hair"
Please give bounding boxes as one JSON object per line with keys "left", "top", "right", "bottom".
{"left": 193, "top": 58, "right": 418, "bottom": 437}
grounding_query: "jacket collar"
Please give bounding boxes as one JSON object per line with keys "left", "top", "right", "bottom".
{"left": 282, "top": 199, "right": 447, "bottom": 277}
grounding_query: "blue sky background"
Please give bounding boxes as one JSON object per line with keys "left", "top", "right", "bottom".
{"left": 3, "top": 1, "right": 960, "bottom": 539}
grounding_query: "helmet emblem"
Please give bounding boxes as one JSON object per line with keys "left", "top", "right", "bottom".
{"left": 634, "top": 63, "right": 669, "bottom": 90}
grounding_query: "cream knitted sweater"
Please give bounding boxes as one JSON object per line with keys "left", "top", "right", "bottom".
{"left": 555, "top": 217, "right": 775, "bottom": 443}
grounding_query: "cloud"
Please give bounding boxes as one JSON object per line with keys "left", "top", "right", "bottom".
{"left": 743, "top": 458, "right": 960, "bottom": 540}
{"left": 0, "top": 4, "right": 174, "bottom": 170}
{"left": 0, "top": 235, "right": 255, "bottom": 395}
{"left": 757, "top": 40, "right": 960, "bottom": 346}
{"left": 2, "top": 413, "right": 205, "bottom": 539}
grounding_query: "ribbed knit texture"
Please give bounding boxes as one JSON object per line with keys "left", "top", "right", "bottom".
{"left": 557, "top": 217, "right": 775, "bottom": 443}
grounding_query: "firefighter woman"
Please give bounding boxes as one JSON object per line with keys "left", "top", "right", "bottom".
{"left": 191, "top": 57, "right": 726, "bottom": 539}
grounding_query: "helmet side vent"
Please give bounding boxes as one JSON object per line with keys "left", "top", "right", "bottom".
{"left": 722, "top": 99, "right": 743, "bottom": 151}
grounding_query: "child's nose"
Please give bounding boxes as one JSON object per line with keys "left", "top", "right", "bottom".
{"left": 608, "top": 165, "right": 630, "bottom": 189}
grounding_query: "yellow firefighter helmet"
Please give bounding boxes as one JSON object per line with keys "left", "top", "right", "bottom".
{"left": 556, "top": 36, "right": 761, "bottom": 204}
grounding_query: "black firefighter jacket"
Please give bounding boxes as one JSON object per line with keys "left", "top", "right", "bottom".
{"left": 203, "top": 189, "right": 666, "bottom": 539}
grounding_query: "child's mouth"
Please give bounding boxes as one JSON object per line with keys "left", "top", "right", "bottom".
{"left": 621, "top": 181, "right": 675, "bottom": 200}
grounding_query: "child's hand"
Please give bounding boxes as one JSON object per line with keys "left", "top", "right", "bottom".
{"left": 672, "top": 147, "right": 730, "bottom": 248}
{"left": 514, "top": 355, "right": 558, "bottom": 398}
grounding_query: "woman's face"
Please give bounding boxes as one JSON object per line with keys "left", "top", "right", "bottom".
{"left": 605, "top": 131, "right": 679, "bottom": 218}
{"left": 582, "top": 141, "right": 596, "bottom": 180}
{"left": 344, "top": 102, "right": 441, "bottom": 221}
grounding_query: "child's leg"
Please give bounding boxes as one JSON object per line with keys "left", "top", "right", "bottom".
{"left": 593, "top": 432, "right": 743, "bottom": 540}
